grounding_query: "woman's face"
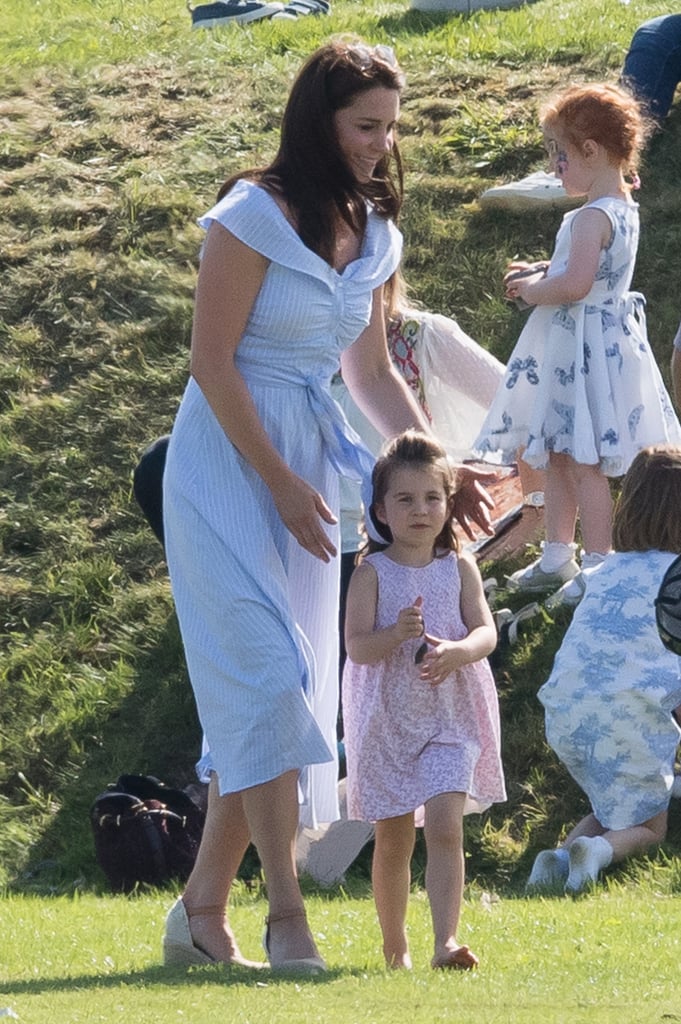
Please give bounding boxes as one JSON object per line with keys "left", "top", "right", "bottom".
{"left": 334, "top": 86, "right": 400, "bottom": 183}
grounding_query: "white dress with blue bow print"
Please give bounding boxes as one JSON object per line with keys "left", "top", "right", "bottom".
{"left": 474, "top": 196, "right": 681, "bottom": 475}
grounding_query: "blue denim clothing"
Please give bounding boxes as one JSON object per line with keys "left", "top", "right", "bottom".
{"left": 621, "top": 15, "right": 681, "bottom": 121}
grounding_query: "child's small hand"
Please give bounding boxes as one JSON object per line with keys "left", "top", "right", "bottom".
{"left": 504, "top": 262, "right": 550, "bottom": 308}
{"left": 418, "top": 637, "right": 467, "bottom": 686}
{"left": 394, "top": 595, "right": 425, "bottom": 644}
{"left": 503, "top": 260, "right": 534, "bottom": 287}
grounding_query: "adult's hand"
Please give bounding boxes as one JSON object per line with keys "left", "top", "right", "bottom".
{"left": 451, "top": 465, "right": 496, "bottom": 540}
{"left": 271, "top": 471, "right": 338, "bottom": 562}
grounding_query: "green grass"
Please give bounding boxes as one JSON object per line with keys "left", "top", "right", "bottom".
{"left": 1, "top": 884, "right": 681, "bottom": 1023}
{"left": 1, "top": 0, "right": 680, "bottom": 903}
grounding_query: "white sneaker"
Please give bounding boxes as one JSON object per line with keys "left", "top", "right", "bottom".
{"left": 545, "top": 571, "right": 586, "bottom": 610}
{"left": 506, "top": 555, "right": 580, "bottom": 593}
{"left": 546, "top": 557, "right": 605, "bottom": 611}
{"left": 479, "top": 170, "right": 579, "bottom": 211}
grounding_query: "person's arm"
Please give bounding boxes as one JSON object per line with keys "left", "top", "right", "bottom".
{"left": 671, "top": 320, "right": 681, "bottom": 410}
{"left": 190, "top": 221, "right": 337, "bottom": 562}
{"left": 340, "top": 284, "right": 431, "bottom": 437}
{"left": 507, "top": 208, "right": 611, "bottom": 308}
{"left": 418, "top": 550, "right": 497, "bottom": 686}
{"left": 344, "top": 562, "right": 424, "bottom": 665}
{"left": 341, "top": 286, "right": 495, "bottom": 537}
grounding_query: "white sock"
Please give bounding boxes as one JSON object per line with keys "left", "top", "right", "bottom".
{"left": 526, "top": 847, "right": 569, "bottom": 889}
{"left": 539, "top": 541, "right": 577, "bottom": 573}
{"left": 565, "top": 835, "right": 613, "bottom": 893}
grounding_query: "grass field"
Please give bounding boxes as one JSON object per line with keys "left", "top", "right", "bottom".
{"left": 1, "top": 885, "right": 681, "bottom": 1023}
{"left": 2, "top": 0, "right": 681, "bottom": 1019}
{"left": 1, "top": 0, "right": 681, "bottom": 947}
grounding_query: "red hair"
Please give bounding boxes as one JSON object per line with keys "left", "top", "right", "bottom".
{"left": 541, "top": 83, "right": 650, "bottom": 183}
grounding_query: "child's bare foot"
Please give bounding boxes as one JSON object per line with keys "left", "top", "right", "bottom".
{"left": 431, "top": 945, "right": 479, "bottom": 970}
{"left": 386, "top": 952, "right": 412, "bottom": 970}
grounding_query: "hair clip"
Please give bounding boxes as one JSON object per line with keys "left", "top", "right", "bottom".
{"left": 630, "top": 172, "right": 641, "bottom": 190}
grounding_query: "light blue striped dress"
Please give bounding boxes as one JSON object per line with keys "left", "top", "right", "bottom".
{"left": 163, "top": 179, "right": 402, "bottom": 827}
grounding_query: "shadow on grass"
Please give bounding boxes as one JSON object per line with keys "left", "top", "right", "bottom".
{"left": 0, "top": 962, "right": 374, "bottom": 997}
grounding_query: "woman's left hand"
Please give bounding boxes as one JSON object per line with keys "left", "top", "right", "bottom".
{"left": 451, "top": 465, "right": 496, "bottom": 540}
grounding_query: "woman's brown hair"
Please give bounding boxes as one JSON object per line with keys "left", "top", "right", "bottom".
{"left": 216, "top": 40, "right": 405, "bottom": 265}
{"left": 613, "top": 445, "right": 681, "bottom": 553}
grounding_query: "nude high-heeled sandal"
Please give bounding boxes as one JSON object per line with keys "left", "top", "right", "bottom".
{"left": 263, "top": 907, "right": 327, "bottom": 974}
{"left": 163, "top": 898, "right": 265, "bottom": 968}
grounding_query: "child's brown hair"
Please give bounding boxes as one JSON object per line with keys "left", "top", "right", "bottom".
{"left": 365, "top": 430, "right": 459, "bottom": 555}
{"left": 613, "top": 445, "right": 681, "bottom": 553}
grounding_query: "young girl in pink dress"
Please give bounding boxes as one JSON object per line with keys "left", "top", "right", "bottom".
{"left": 342, "top": 431, "right": 506, "bottom": 971}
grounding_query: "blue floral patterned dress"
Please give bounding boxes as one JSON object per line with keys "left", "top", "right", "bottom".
{"left": 538, "top": 551, "right": 681, "bottom": 830}
{"left": 474, "top": 196, "right": 681, "bottom": 475}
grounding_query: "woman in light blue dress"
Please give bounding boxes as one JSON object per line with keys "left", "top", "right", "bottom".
{"left": 160, "top": 41, "right": 492, "bottom": 974}
{"left": 526, "top": 446, "right": 681, "bottom": 895}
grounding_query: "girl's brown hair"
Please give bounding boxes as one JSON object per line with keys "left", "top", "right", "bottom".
{"left": 540, "top": 82, "right": 650, "bottom": 186}
{"left": 217, "top": 40, "right": 405, "bottom": 266}
{"left": 365, "top": 430, "right": 459, "bottom": 555}
{"left": 613, "top": 445, "right": 681, "bottom": 553}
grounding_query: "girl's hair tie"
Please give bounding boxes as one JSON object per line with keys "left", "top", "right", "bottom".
{"left": 630, "top": 172, "right": 641, "bottom": 190}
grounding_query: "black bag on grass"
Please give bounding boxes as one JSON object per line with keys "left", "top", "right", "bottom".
{"left": 90, "top": 774, "right": 204, "bottom": 892}
{"left": 655, "top": 553, "right": 681, "bottom": 656}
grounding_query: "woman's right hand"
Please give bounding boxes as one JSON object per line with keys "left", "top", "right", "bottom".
{"left": 270, "top": 471, "right": 338, "bottom": 562}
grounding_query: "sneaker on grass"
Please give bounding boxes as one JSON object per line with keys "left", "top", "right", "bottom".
{"left": 272, "top": 0, "right": 329, "bottom": 17}
{"left": 479, "top": 170, "right": 580, "bottom": 211}
{"left": 506, "top": 554, "right": 580, "bottom": 593}
{"left": 190, "top": 0, "right": 284, "bottom": 27}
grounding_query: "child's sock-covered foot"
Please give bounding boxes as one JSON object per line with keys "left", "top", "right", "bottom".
{"left": 565, "top": 836, "right": 613, "bottom": 894}
{"left": 525, "top": 847, "right": 570, "bottom": 890}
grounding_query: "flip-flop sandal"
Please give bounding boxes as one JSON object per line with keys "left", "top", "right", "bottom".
{"left": 483, "top": 575, "right": 500, "bottom": 606}
{"left": 431, "top": 946, "right": 479, "bottom": 970}
{"left": 497, "top": 601, "right": 541, "bottom": 646}
{"left": 272, "top": 0, "right": 329, "bottom": 17}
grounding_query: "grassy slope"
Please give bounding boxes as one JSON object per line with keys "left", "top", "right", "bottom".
{"left": 1, "top": 0, "right": 680, "bottom": 892}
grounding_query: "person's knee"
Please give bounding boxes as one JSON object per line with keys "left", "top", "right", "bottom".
{"left": 374, "top": 817, "right": 415, "bottom": 861}
{"left": 645, "top": 811, "right": 668, "bottom": 846}
{"left": 424, "top": 794, "right": 465, "bottom": 848}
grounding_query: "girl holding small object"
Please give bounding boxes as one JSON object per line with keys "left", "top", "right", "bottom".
{"left": 475, "top": 83, "right": 681, "bottom": 606}
{"left": 527, "top": 445, "right": 681, "bottom": 895}
{"left": 342, "top": 431, "right": 506, "bottom": 970}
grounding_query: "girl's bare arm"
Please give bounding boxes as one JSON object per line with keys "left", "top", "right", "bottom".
{"left": 345, "top": 562, "right": 423, "bottom": 665}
